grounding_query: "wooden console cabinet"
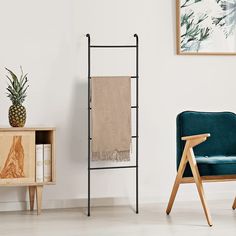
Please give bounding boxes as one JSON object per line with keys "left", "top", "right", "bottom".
{"left": 0, "top": 127, "right": 56, "bottom": 214}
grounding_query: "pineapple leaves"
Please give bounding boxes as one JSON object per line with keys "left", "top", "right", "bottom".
{"left": 5, "top": 67, "right": 29, "bottom": 105}
{"left": 5, "top": 68, "right": 17, "bottom": 81}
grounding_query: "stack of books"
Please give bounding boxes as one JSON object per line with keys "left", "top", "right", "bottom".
{"left": 36, "top": 144, "right": 52, "bottom": 182}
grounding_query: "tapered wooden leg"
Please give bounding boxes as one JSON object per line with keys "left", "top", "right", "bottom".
{"left": 29, "top": 186, "right": 36, "bottom": 211}
{"left": 166, "top": 176, "right": 181, "bottom": 215}
{"left": 232, "top": 197, "right": 236, "bottom": 210}
{"left": 166, "top": 144, "right": 189, "bottom": 215}
{"left": 187, "top": 149, "right": 213, "bottom": 227}
{"left": 36, "top": 186, "right": 43, "bottom": 215}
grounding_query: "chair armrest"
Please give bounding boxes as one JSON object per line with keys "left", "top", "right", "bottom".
{"left": 181, "top": 133, "right": 210, "bottom": 141}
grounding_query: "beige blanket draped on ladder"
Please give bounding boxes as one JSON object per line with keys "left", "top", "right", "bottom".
{"left": 91, "top": 76, "right": 131, "bottom": 161}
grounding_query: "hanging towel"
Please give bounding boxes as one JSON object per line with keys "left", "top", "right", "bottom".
{"left": 91, "top": 76, "right": 131, "bottom": 161}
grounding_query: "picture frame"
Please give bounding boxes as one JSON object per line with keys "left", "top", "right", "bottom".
{"left": 176, "top": 0, "right": 236, "bottom": 55}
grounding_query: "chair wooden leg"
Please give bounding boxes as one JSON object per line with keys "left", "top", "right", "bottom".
{"left": 36, "top": 186, "right": 43, "bottom": 215}
{"left": 29, "top": 186, "right": 36, "bottom": 211}
{"left": 187, "top": 149, "right": 213, "bottom": 227}
{"left": 166, "top": 176, "right": 181, "bottom": 215}
{"left": 166, "top": 146, "right": 189, "bottom": 215}
{"left": 232, "top": 197, "right": 236, "bottom": 210}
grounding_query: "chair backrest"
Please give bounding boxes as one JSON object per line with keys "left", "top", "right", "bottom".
{"left": 176, "top": 111, "right": 236, "bottom": 169}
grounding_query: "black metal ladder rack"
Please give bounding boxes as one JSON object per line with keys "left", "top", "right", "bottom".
{"left": 86, "top": 34, "right": 139, "bottom": 216}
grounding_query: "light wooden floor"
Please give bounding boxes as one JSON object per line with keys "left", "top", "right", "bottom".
{"left": 0, "top": 200, "right": 235, "bottom": 236}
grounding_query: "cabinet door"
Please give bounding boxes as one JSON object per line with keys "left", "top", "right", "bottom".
{"left": 0, "top": 131, "right": 35, "bottom": 185}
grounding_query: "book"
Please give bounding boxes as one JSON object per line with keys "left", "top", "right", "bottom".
{"left": 43, "top": 144, "right": 52, "bottom": 182}
{"left": 36, "top": 144, "right": 44, "bottom": 183}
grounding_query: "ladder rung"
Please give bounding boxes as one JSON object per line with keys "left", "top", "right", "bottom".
{"left": 90, "top": 106, "right": 138, "bottom": 110}
{"left": 89, "top": 76, "right": 138, "bottom": 79}
{"left": 90, "top": 165, "right": 137, "bottom": 170}
{"left": 90, "top": 45, "right": 136, "bottom": 48}
{"left": 89, "top": 136, "right": 138, "bottom": 140}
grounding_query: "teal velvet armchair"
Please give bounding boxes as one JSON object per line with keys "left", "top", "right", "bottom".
{"left": 166, "top": 111, "right": 236, "bottom": 226}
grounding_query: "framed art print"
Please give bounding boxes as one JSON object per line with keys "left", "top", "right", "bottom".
{"left": 177, "top": 0, "right": 236, "bottom": 55}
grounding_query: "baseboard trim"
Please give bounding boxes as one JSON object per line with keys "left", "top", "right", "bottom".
{"left": 0, "top": 191, "right": 235, "bottom": 212}
{"left": 0, "top": 197, "right": 132, "bottom": 212}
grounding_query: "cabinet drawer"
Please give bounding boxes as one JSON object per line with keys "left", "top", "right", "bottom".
{"left": 0, "top": 131, "right": 35, "bottom": 185}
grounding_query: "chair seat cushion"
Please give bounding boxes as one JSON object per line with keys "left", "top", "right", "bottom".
{"left": 196, "top": 155, "right": 236, "bottom": 164}
{"left": 183, "top": 155, "right": 236, "bottom": 177}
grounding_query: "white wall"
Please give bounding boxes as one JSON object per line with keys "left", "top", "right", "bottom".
{"left": 0, "top": 0, "right": 235, "bottom": 211}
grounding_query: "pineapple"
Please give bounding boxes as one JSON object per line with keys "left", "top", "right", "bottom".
{"left": 5, "top": 67, "right": 29, "bottom": 127}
